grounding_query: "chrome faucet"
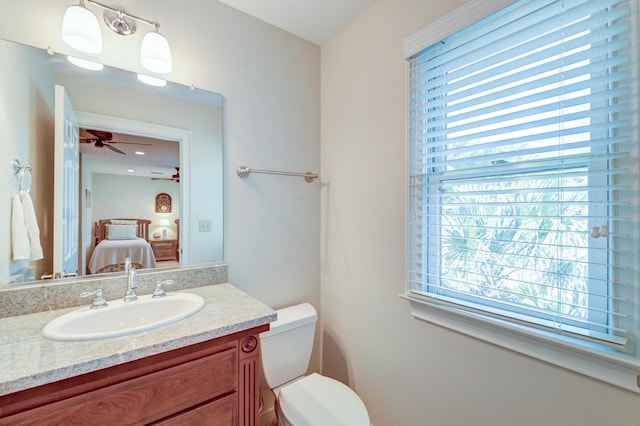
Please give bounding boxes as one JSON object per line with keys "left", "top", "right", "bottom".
{"left": 123, "top": 257, "right": 138, "bottom": 302}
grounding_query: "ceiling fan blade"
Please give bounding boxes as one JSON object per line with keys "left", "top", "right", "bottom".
{"left": 85, "top": 129, "right": 113, "bottom": 140}
{"left": 104, "top": 143, "right": 126, "bottom": 155}
{"left": 80, "top": 138, "right": 97, "bottom": 143}
{"left": 151, "top": 177, "right": 179, "bottom": 183}
{"left": 108, "top": 141, "right": 154, "bottom": 146}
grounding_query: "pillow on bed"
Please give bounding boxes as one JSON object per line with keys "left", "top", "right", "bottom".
{"left": 106, "top": 224, "right": 138, "bottom": 240}
{"left": 110, "top": 219, "right": 138, "bottom": 225}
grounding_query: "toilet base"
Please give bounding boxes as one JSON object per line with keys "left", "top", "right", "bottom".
{"left": 267, "top": 374, "right": 369, "bottom": 426}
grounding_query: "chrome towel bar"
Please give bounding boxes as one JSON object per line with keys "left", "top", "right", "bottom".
{"left": 237, "top": 165, "right": 318, "bottom": 183}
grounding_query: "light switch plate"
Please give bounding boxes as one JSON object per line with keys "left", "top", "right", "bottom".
{"left": 199, "top": 220, "right": 213, "bottom": 232}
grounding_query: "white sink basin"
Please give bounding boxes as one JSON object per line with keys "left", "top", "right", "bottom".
{"left": 42, "top": 293, "right": 205, "bottom": 341}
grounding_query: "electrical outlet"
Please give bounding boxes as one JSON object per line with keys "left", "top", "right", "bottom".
{"left": 199, "top": 220, "right": 213, "bottom": 232}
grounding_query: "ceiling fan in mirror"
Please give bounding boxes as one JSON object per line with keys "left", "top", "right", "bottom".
{"left": 80, "top": 129, "right": 152, "bottom": 155}
{"left": 151, "top": 166, "right": 180, "bottom": 183}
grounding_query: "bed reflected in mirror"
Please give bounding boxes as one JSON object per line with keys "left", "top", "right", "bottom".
{"left": 89, "top": 219, "right": 156, "bottom": 275}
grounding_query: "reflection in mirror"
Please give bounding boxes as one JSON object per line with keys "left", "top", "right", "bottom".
{"left": 81, "top": 129, "right": 180, "bottom": 275}
{"left": 0, "top": 38, "right": 223, "bottom": 288}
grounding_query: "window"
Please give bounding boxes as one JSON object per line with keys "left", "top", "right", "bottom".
{"left": 405, "top": 0, "right": 640, "bottom": 392}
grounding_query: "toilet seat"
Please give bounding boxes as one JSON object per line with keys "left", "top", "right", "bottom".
{"left": 277, "top": 373, "right": 369, "bottom": 426}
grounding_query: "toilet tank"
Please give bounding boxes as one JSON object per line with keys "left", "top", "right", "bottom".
{"left": 260, "top": 303, "right": 318, "bottom": 389}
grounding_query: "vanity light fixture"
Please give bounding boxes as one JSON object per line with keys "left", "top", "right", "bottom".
{"left": 140, "top": 24, "right": 173, "bottom": 74}
{"left": 62, "top": 0, "right": 102, "bottom": 54}
{"left": 62, "top": 0, "right": 172, "bottom": 74}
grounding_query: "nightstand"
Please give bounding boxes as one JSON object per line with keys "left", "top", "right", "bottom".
{"left": 150, "top": 239, "right": 178, "bottom": 261}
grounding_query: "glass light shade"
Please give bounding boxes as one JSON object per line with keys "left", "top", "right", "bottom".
{"left": 140, "top": 31, "right": 172, "bottom": 74}
{"left": 67, "top": 56, "right": 104, "bottom": 71}
{"left": 62, "top": 4, "right": 102, "bottom": 53}
{"left": 137, "top": 73, "right": 167, "bottom": 87}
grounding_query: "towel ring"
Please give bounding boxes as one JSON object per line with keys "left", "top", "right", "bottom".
{"left": 12, "top": 159, "right": 33, "bottom": 193}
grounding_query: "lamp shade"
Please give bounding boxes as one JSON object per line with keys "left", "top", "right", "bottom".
{"left": 140, "top": 30, "right": 172, "bottom": 74}
{"left": 62, "top": 4, "right": 102, "bottom": 53}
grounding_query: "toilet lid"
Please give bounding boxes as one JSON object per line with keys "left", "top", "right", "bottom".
{"left": 279, "top": 373, "right": 369, "bottom": 426}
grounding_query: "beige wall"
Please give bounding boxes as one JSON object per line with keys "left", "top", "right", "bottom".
{"left": 320, "top": 0, "right": 640, "bottom": 425}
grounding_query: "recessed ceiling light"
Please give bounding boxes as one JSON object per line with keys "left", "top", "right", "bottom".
{"left": 135, "top": 151, "right": 145, "bottom": 155}
{"left": 127, "top": 169, "right": 135, "bottom": 173}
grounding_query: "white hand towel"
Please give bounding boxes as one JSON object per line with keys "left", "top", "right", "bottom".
{"left": 11, "top": 193, "right": 30, "bottom": 260}
{"left": 19, "top": 191, "right": 43, "bottom": 261}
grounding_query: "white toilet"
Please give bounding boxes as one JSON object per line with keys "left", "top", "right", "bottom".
{"left": 260, "top": 303, "right": 370, "bottom": 426}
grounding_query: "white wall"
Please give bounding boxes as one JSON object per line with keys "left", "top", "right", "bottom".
{"left": 91, "top": 173, "right": 179, "bottom": 238}
{"left": 321, "top": 0, "right": 640, "bottom": 425}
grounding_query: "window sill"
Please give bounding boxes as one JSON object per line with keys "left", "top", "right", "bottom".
{"left": 400, "top": 293, "right": 640, "bottom": 394}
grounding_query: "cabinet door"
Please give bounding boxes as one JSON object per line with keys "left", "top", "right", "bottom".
{"left": 1, "top": 348, "right": 237, "bottom": 425}
{"left": 153, "top": 394, "right": 237, "bottom": 426}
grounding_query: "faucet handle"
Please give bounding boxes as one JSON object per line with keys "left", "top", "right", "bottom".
{"left": 152, "top": 279, "right": 175, "bottom": 298}
{"left": 80, "top": 289, "right": 108, "bottom": 309}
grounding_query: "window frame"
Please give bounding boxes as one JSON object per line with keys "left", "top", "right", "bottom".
{"left": 402, "top": 0, "right": 640, "bottom": 393}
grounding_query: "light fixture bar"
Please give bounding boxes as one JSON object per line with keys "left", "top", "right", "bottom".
{"left": 84, "top": 0, "right": 159, "bottom": 29}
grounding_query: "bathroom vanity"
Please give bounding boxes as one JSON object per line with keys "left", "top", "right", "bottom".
{"left": 0, "top": 283, "right": 276, "bottom": 425}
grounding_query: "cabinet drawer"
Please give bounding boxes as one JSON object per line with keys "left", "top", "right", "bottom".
{"left": 153, "top": 241, "right": 174, "bottom": 251}
{"left": 153, "top": 393, "right": 237, "bottom": 426}
{"left": 2, "top": 347, "right": 237, "bottom": 425}
{"left": 151, "top": 240, "right": 177, "bottom": 261}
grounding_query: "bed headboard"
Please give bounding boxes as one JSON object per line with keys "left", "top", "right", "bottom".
{"left": 94, "top": 219, "right": 152, "bottom": 246}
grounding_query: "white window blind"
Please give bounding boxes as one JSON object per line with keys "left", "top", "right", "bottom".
{"left": 407, "top": 0, "right": 640, "bottom": 365}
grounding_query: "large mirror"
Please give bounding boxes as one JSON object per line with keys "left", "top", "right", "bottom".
{"left": 0, "top": 38, "right": 223, "bottom": 287}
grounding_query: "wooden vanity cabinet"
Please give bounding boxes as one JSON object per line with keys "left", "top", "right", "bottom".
{"left": 0, "top": 325, "right": 267, "bottom": 426}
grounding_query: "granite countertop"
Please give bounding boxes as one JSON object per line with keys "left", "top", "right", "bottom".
{"left": 0, "top": 283, "right": 276, "bottom": 396}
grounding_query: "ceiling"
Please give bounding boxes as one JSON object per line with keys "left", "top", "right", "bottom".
{"left": 80, "top": 129, "right": 180, "bottom": 180}
{"left": 218, "top": 0, "right": 378, "bottom": 45}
